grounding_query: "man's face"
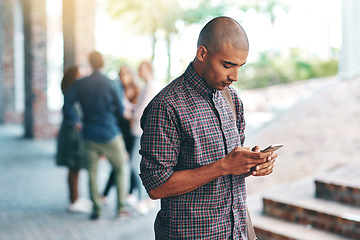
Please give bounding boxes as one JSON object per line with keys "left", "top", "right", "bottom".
{"left": 201, "top": 43, "right": 248, "bottom": 90}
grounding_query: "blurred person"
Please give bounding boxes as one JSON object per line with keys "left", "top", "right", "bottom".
{"left": 129, "top": 61, "right": 163, "bottom": 214}
{"left": 101, "top": 65, "right": 141, "bottom": 206}
{"left": 56, "top": 65, "right": 91, "bottom": 213}
{"left": 63, "top": 51, "right": 129, "bottom": 220}
{"left": 119, "top": 65, "right": 141, "bottom": 106}
{"left": 139, "top": 17, "right": 278, "bottom": 239}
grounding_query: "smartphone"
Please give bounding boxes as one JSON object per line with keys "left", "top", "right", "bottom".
{"left": 261, "top": 144, "right": 283, "bottom": 153}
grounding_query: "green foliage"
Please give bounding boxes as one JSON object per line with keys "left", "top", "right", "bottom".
{"left": 236, "top": 49, "right": 338, "bottom": 90}
{"left": 236, "top": 0, "right": 289, "bottom": 25}
{"left": 181, "top": 0, "right": 227, "bottom": 25}
{"left": 102, "top": 55, "right": 141, "bottom": 80}
{"left": 105, "top": 0, "right": 230, "bottom": 80}
{"left": 103, "top": 0, "right": 336, "bottom": 87}
{"left": 106, "top": 0, "right": 227, "bottom": 37}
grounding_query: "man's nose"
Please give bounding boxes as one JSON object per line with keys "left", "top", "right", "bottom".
{"left": 228, "top": 68, "right": 239, "bottom": 82}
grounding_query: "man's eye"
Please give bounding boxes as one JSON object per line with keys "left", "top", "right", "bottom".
{"left": 223, "top": 64, "right": 231, "bottom": 69}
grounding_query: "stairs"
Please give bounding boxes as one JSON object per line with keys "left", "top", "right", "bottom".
{"left": 248, "top": 163, "right": 360, "bottom": 240}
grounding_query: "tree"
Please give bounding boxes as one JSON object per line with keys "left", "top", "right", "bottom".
{"left": 236, "top": 0, "right": 289, "bottom": 26}
{"left": 106, "top": 0, "right": 227, "bottom": 80}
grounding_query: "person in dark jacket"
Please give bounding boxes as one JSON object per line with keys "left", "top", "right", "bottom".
{"left": 63, "top": 51, "right": 129, "bottom": 220}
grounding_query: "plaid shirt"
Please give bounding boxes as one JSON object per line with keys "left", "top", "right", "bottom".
{"left": 140, "top": 64, "right": 247, "bottom": 239}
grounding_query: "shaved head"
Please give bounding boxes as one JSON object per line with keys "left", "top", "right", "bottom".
{"left": 197, "top": 17, "right": 249, "bottom": 54}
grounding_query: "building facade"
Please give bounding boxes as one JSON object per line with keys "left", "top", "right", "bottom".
{"left": 0, "top": 0, "right": 95, "bottom": 138}
{"left": 0, "top": 0, "right": 360, "bottom": 138}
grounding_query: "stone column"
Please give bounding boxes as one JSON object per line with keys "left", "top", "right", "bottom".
{"left": 339, "top": 0, "right": 360, "bottom": 80}
{"left": 63, "top": 0, "right": 95, "bottom": 72}
{"left": 23, "top": 0, "right": 48, "bottom": 138}
{"left": 0, "top": 0, "right": 4, "bottom": 123}
{"left": 0, "top": 0, "right": 17, "bottom": 123}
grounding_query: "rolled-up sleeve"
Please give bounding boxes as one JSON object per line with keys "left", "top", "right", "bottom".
{"left": 139, "top": 99, "right": 181, "bottom": 192}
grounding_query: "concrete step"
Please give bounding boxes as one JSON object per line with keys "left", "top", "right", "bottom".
{"left": 253, "top": 215, "right": 354, "bottom": 240}
{"left": 261, "top": 178, "right": 360, "bottom": 239}
{"left": 315, "top": 163, "right": 360, "bottom": 207}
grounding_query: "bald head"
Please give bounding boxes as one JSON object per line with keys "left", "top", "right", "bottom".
{"left": 197, "top": 17, "right": 249, "bottom": 54}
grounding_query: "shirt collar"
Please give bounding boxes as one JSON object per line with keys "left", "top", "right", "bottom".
{"left": 184, "top": 63, "right": 216, "bottom": 99}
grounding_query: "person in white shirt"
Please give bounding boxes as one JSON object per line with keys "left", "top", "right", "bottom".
{"left": 130, "top": 61, "right": 163, "bottom": 214}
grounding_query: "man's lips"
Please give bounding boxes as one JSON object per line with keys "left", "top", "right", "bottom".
{"left": 222, "top": 81, "right": 233, "bottom": 86}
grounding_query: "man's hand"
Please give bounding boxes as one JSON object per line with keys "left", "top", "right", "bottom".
{"left": 220, "top": 147, "right": 272, "bottom": 176}
{"left": 248, "top": 145, "right": 277, "bottom": 176}
{"left": 147, "top": 146, "right": 276, "bottom": 200}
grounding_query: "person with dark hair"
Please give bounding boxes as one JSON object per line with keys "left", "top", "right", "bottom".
{"left": 140, "top": 17, "right": 278, "bottom": 239}
{"left": 63, "top": 51, "right": 130, "bottom": 220}
{"left": 56, "top": 65, "right": 91, "bottom": 213}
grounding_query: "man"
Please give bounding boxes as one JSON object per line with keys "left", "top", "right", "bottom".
{"left": 139, "top": 17, "right": 277, "bottom": 239}
{"left": 63, "top": 51, "right": 129, "bottom": 220}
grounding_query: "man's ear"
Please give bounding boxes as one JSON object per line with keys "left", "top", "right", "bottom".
{"left": 196, "top": 46, "right": 207, "bottom": 62}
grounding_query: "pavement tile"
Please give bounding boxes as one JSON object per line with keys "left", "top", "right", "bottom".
{"left": 0, "top": 125, "right": 158, "bottom": 240}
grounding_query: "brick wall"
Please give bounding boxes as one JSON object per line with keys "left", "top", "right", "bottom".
{"left": 63, "top": 0, "right": 95, "bottom": 71}
{"left": 35, "top": 0, "right": 95, "bottom": 138}
{"left": 1, "top": 0, "right": 22, "bottom": 123}
{"left": 0, "top": 0, "right": 4, "bottom": 122}
{"left": 0, "top": 0, "right": 95, "bottom": 138}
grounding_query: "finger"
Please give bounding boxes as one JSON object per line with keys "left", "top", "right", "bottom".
{"left": 249, "top": 151, "right": 272, "bottom": 160}
{"left": 252, "top": 145, "right": 260, "bottom": 152}
{"left": 262, "top": 164, "right": 274, "bottom": 175}
{"left": 247, "top": 158, "right": 270, "bottom": 173}
{"left": 246, "top": 159, "right": 266, "bottom": 169}
{"left": 271, "top": 152, "right": 278, "bottom": 159}
{"left": 252, "top": 162, "right": 268, "bottom": 172}
{"left": 253, "top": 160, "right": 275, "bottom": 176}
{"left": 254, "top": 168, "right": 274, "bottom": 176}
{"left": 265, "top": 152, "right": 278, "bottom": 161}
{"left": 253, "top": 166, "right": 273, "bottom": 176}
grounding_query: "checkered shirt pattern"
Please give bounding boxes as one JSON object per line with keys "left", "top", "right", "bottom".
{"left": 140, "top": 64, "right": 247, "bottom": 239}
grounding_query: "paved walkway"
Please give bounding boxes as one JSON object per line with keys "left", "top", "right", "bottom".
{"left": 0, "top": 125, "right": 159, "bottom": 240}
{"left": 244, "top": 76, "right": 360, "bottom": 194}
{"left": 0, "top": 76, "right": 359, "bottom": 239}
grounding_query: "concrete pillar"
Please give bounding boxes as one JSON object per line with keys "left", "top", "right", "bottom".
{"left": 0, "top": 0, "right": 4, "bottom": 123}
{"left": 23, "top": 0, "right": 48, "bottom": 138}
{"left": 339, "top": 0, "right": 360, "bottom": 80}
{"left": 63, "top": 0, "right": 95, "bottom": 72}
{"left": 1, "top": 0, "right": 96, "bottom": 138}
{"left": 1, "top": 0, "right": 20, "bottom": 123}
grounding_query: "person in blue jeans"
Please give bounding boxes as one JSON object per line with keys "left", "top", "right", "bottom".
{"left": 101, "top": 65, "right": 140, "bottom": 205}
{"left": 63, "top": 51, "right": 129, "bottom": 220}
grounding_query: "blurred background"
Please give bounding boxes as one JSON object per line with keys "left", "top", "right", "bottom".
{"left": 0, "top": 0, "right": 346, "bottom": 135}
{"left": 1, "top": 0, "right": 359, "bottom": 239}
